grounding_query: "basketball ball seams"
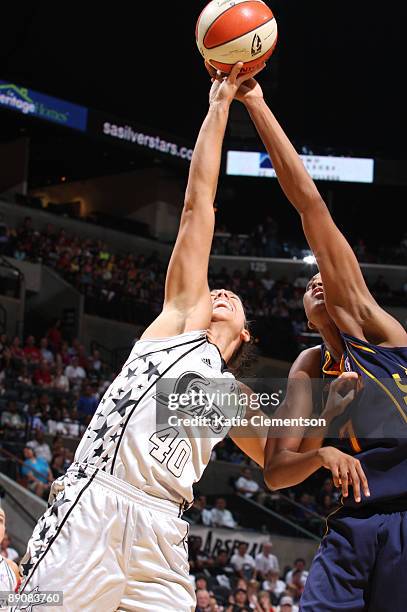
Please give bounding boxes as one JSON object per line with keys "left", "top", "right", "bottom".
{"left": 209, "top": 39, "right": 276, "bottom": 72}
{"left": 196, "top": 0, "right": 278, "bottom": 74}
{"left": 205, "top": 16, "right": 275, "bottom": 52}
{"left": 203, "top": 1, "right": 273, "bottom": 49}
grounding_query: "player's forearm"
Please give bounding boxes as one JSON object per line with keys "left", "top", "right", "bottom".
{"left": 245, "top": 98, "right": 324, "bottom": 216}
{"left": 298, "top": 434, "right": 325, "bottom": 453}
{"left": 264, "top": 447, "right": 322, "bottom": 490}
{"left": 184, "top": 101, "right": 230, "bottom": 211}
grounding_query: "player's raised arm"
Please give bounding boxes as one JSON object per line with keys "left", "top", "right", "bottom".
{"left": 235, "top": 79, "right": 406, "bottom": 346}
{"left": 142, "top": 63, "right": 264, "bottom": 339}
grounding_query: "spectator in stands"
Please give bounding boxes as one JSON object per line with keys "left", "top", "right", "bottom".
{"left": 77, "top": 383, "right": 98, "bottom": 421}
{"left": 257, "top": 590, "right": 274, "bottom": 612}
{"left": 189, "top": 536, "right": 211, "bottom": 575}
{"left": 210, "top": 548, "right": 236, "bottom": 590}
{"left": 262, "top": 569, "right": 286, "bottom": 602}
{"left": 247, "top": 580, "right": 262, "bottom": 609}
{"left": 65, "top": 356, "right": 86, "bottom": 389}
{"left": 286, "top": 569, "right": 305, "bottom": 604}
{"left": 63, "top": 406, "right": 82, "bottom": 437}
{"left": 39, "top": 337, "right": 54, "bottom": 365}
{"left": 319, "top": 494, "right": 337, "bottom": 517}
{"left": 255, "top": 542, "right": 280, "bottom": 581}
{"left": 77, "top": 344, "right": 89, "bottom": 371}
{"left": 21, "top": 446, "right": 52, "bottom": 498}
{"left": 50, "top": 436, "right": 73, "bottom": 478}
{"left": 23, "top": 336, "right": 41, "bottom": 363}
{"left": 27, "top": 429, "right": 52, "bottom": 463}
{"left": 316, "top": 477, "right": 338, "bottom": 506}
{"left": 1, "top": 400, "right": 24, "bottom": 432}
{"left": 235, "top": 467, "right": 260, "bottom": 499}
{"left": 293, "top": 493, "right": 319, "bottom": 530}
{"left": 47, "top": 407, "right": 69, "bottom": 436}
{"left": 10, "top": 336, "right": 25, "bottom": 364}
{"left": 209, "top": 498, "right": 237, "bottom": 529}
{"left": 88, "top": 349, "right": 103, "bottom": 377}
{"left": 33, "top": 361, "right": 53, "bottom": 387}
{"left": 226, "top": 587, "right": 251, "bottom": 611}
{"left": 17, "top": 365, "right": 32, "bottom": 386}
{"left": 196, "top": 589, "right": 212, "bottom": 612}
{"left": 0, "top": 532, "right": 19, "bottom": 563}
{"left": 185, "top": 494, "right": 212, "bottom": 526}
{"left": 38, "top": 393, "right": 52, "bottom": 419}
{"left": 59, "top": 341, "right": 71, "bottom": 366}
{"left": 231, "top": 543, "right": 256, "bottom": 580}
{"left": 52, "top": 366, "right": 70, "bottom": 393}
{"left": 276, "top": 595, "right": 298, "bottom": 612}
{"left": 25, "top": 399, "right": 46, "bottom": 434}
{"left": 46, "top": 319, "right": 62, "bottom": 353}
{"left": 285, "top": 559, "right": 308, "bottom": 587}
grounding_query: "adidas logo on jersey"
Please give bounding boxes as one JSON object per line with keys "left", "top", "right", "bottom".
{"left": 202, "top": 358, "right": 212, "bottom": 368}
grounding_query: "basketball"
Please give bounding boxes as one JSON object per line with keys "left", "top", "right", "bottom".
{"left": 196, "top": 0, "right": 278, "bottom": 74}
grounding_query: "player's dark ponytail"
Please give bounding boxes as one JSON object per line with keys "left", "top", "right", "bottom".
{"left": 228, "top": 319, "right": 257, "bottom": 378}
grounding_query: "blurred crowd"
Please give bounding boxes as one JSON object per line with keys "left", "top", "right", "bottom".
{"left": 188, "top": 530, "right": 309, "bottom": 612}
{"left": 0, "top": 325, "right": 115, "bottom": 499}
{"left": 1, "top": 217, "right": 406, "bottom": 363}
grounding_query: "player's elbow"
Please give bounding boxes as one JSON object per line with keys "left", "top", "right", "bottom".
{"left": 264, "top": 468, "right": 281, "bottom": 491}
{"left": 299, "top": 193, "right": 327, "bottom": 218}
{"left": 183, "top": 190, "right": 214, "bottom": 214}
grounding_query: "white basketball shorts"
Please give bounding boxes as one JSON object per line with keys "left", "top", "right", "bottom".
{"left": 17, "top": 463, "right": 195, "bottom": 612}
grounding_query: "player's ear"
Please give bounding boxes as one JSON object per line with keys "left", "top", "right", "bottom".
{"left": 308, "top": 320, "right": 316, "bottom": 331}
{"left": 240, "top": 328, "right": 251, "bottom": 343}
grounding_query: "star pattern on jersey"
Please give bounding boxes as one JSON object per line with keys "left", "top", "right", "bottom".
{"left": 93, "top": 419, "right": 111, "bottom": 441}
{"left": 125, "top": 367, "right": 137, "bottom": 380}
{"left": 21, "top": 559, "right": 34, "bottom": 575}
{"left": 107, "top": 389, "right": 135, "bottom": 418}
{"left": 143, "top": 361, "right": 161, "bottom": 380}
{"left": 76, "top": 467, "right": 88, "bottom": 479}
{"left": 92, "top": 443, "right": 104, "bottom": 458}
{"left": 36, "top": 523, "right": 50, "bottom": 543}
{"left": 51, "top": 493, "right": 71, "bottom": 517}
{"left": 110, "top": 432, "right": 120, "bottom": 443}
{"left": 95, "top": 410, "right": 104, "bottom": 418}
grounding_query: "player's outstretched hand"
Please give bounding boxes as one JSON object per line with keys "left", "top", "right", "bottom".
{"left": 317, "top": 446, "right": 370, "bottom": 503}
{"left": 205, "top": 61, "right": 266, "bottom": 108}
{"left": 323, "top": 371, "right": 359, "bottom": 422}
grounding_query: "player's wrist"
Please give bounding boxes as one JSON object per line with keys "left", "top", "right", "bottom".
{"left": 243, "top": 95, "right": 265, "bottom": 110}
{"left": 209, "top": 98, "right": 232, "bottom": 112}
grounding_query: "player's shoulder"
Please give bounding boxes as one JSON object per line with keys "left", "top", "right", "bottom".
{"left": 289, "top": 345, "right": 322, "bottom": 378}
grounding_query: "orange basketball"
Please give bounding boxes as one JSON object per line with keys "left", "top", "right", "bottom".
{"left": 196, "top": 0, "right": 278, "bottom": 74}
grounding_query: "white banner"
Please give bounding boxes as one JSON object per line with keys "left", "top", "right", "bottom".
{"left": 190, "top": 525, "right": 271, "bottom": 558}
{"left": 227, "top": 151, "right": 375, "bottom": 183}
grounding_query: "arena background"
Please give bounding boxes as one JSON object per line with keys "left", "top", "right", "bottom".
{"left": 0, "top": 2, "right": 405, "bottom": 610}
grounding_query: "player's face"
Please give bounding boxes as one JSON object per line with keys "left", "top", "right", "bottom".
{"left": 210, "top": 289, "right": 246, "bottom": 332}
{"left": 303, "top": 274, "right": 330, "bottom": 329}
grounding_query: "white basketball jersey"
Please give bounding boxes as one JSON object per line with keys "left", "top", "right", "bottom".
{"left": 0, "top": 555, "right": 16, "bottom": 593}
{"left": 74, "top": 331, "right": 242, "bottom": 505}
